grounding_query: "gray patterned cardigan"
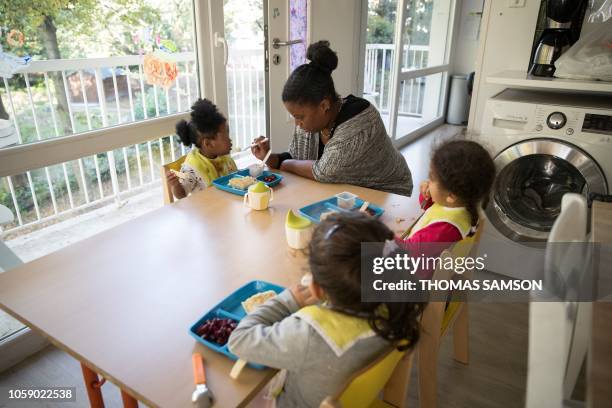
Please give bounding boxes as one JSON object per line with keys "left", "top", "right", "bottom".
{"left": 288, "top": 104, "right": 413, "bottom": 196}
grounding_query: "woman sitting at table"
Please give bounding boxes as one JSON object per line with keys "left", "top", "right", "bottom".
{"left": 166, "top": 98, "right": 237, "bottom": 199}
{"left": 251, "top": 40, "right": 413, "bottom": 196}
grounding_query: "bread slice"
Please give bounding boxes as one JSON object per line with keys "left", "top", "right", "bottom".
{"left": 241, "top": 290, "right": 277, "bottom": 314}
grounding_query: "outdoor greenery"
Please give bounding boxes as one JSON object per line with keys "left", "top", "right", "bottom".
{"left": 0, "top": 0, "right": 428, "bottom": 230}
{"left": 367, "top": 0, "right": 434, "bottom": 45}
{"left": 0, "top": 0, "right": 195, "bottom": 228}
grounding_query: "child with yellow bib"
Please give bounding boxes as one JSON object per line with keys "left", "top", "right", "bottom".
{"left": 166, "top": 98, "right": 237, "bottom": 199}
{"left": 396, "top": 140, "right": 495, "bottom": 278}
{"left": 228, "top": 212, "right": 425, "bottom": 407}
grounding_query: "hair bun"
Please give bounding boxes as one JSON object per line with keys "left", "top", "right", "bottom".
{"left": 307, "top": 40, "right": 338, "bottom": 74}
{"left": 175, "top": 119, "right": 193, "bottom": 147}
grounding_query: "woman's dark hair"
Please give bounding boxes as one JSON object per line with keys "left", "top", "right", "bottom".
{"left": 176, "top": 98, "right": 226, "bottom": 147}
{"left": 431, "top": 140, "right": 496, "bottom": 229}
{"left": 308, "top": 212, "right": 426, "bottom": 351}
{"left": 282, "top": 40, "right": 340, "bottom": 105}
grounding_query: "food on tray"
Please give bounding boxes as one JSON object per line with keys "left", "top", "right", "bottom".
{"left": 196, "top": 318, "right": 238, "bottom": 345}
{"left": 320, "top": 210, "right": 338, "bottom": 220}
{"left": 262, "top": 174, "right": 277, "bottom": 183}
{"left": 241, "top": 290, "right": 277, "bottom": 314}
{"left": 228, "top": 176, "right": 257, "bottom": 190}
{"left": 352, "top": 206, "right": 377, "bottom": 216}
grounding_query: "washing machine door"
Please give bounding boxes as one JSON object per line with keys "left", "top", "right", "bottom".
{"left": 487, "top": 138, "right": 608, "bottom": 242}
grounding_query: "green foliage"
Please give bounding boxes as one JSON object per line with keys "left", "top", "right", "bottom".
{"left": 367, "top": 0, "right": 396, "bottom": 44}
{"left": 0, "top": 0, "right": 165, "bottom": 59}
{"left": 366, "top": 0, "right": 434, "bottom": 46}
{"left": 367, "top": 14, "right": 395, "bottom": 44}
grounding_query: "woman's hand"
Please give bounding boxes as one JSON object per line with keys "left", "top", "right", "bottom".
{"left": 290, "top": 284, "right": 318, "bottom": 308}
{"left": 250, "top": 136, "right": 270, "bottom": 161}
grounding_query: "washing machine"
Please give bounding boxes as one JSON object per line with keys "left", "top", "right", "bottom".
{"left": 471, "top": 89, "right": 612, "bottom": 280}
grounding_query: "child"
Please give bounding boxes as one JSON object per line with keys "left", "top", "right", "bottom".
{"left": 228, "top": 212, "right": 425, "bottom": 407}
{"left": 396, "top": 139, "right": 495, "bottom": 276}
{"left": 166, "top": 98, "right": 237, "bottom": 199}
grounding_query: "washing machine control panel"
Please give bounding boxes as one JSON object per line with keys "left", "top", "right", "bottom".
{"left": 546, "top": 112, "right": 567, "bottom": 130}
{"left": 582, "top": 114, "right": 612, "bottom": 136}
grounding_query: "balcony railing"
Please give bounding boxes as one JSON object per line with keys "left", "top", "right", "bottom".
{"left": 363, "top": 44, "right": 429, "bottom": 115}
{"left": 0, "top": 44, "right": 427, "bottom": 235}
{"left": 0, "top": 50, "right": 265, "bottom": 235}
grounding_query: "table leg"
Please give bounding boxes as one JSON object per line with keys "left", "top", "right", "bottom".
{"left": 121, "top": 390, "right": 139, "bottom": 408}
{"left": 80, "top": 363, "right": 105, "bottom": 408}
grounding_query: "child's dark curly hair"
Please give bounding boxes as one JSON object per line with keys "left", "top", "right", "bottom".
{"left": 431, "top": 140, "right": 495, "bottom": 228}
{"left": 308, "top": 212, "right": 426, "bottom": 351}
{"left": 176, "top": 98, "right": 226, "bottom": 147}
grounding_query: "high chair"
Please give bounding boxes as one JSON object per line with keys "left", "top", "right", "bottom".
{"left": 320, "top": 343, "right": 415, "bottom": 408}
{"left": 417, "top": 223, "right": 484, "bottom": 408}
{"left": 161, "top": 155, "right": 186, "bottom": 204}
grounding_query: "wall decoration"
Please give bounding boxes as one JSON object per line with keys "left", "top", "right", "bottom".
{"left": 6, "top": 29, "right": 25, "bottom": 48}
{"left": 143, "top": 51, "right": 178, "bottom": 88}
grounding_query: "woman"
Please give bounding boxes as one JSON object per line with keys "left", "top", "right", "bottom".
{"left": 252, "top": 40, "right": 413, "bottom": 196}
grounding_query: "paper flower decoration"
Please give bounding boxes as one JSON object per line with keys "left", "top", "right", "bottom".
{"left": 143, "top": 51, "right": 178, "bottom": 88}
{"left": 7, "top": 29, "right": 25, "bottom": 48}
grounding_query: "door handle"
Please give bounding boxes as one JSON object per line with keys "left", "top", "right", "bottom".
{"left": 272, "top": 38, "right": 302, "bottom": 49}
{"left": 214, "top": 32, "right": 228, "bottom": 67}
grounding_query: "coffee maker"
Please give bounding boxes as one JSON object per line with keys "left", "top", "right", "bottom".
{"left": 529, "top": 0, "right": 585, "bottom": 77}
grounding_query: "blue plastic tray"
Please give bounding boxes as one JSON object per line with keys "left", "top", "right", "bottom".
{"left": 212, "top": 169, "right": 283, "bottom": 196}
{"left": 298, "top": 196, "right": 384, "bottom": 224}
{"left": 189, "top": 280, "right": 284, "bottom": 369}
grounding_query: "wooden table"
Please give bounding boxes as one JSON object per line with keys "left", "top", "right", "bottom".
{"left": 0, "top": 171, "right": 417, "bottom": 408}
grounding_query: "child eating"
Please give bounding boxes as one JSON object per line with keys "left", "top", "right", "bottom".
{"left": 397, "top": 139, "right": 495, "bottom": 277}
{"left": 228, "top": 212, "right": 425, "bottom": 407}
{"left": 166, "top": 98, "right": 237, "bottom": 199}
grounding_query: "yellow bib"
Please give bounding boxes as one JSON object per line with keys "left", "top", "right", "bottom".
{"left": 409, "top": 202, "right": 473, "bottom": 239}
{"left": 184, "top": 148, "right": 237, "bottom": 186}
{"left": 295, "top": 305, "right": 375, "bottom": 357}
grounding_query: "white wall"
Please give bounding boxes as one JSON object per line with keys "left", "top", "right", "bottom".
{"left": 451, "top": 0, "right": 485, "bottom": 75}
{"left": 308, "top": 0, "right": 365, "bottom": 97}
{"left": 467, "top": 0, "right": 540, "bottom": 135}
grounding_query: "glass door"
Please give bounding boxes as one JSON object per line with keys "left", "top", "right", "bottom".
{"left": 222, "top": 0, "right": 267, "bottom": 152}
{"left": 1, "top": 0, "right": 200, "bottom": 365}
{"left": 208, "top": 0, "right": 307, "bottom": 154}
{"left": 363, "top": 0, "right": 457, "bottom": 144}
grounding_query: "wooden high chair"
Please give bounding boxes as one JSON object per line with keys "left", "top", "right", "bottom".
{"left": 417, "top": 222, "right": 484, "bottom": 408}
{"left": 161, "top": 155, "right": 186, "bottom": 204}
{"left": 320, "top": 344, "right": 415, "bottom": 408}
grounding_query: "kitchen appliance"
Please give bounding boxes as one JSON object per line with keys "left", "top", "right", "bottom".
{"left": 471, "top": 89, "right": 612, "bottom": 279}
{"left": 529, "top": 0, "right": 585, "bottom": 77}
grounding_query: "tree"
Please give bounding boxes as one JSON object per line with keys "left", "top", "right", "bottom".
{"left": 1, "top": 0, "right": 160, "bottom": 134}
{"left": 367, "top": 0, "right": 396, "bottom": 44}
{"left": 1, "top": 0, "right": 161, "bottom": 202}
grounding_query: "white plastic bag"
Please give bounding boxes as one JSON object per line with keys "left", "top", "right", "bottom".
{"left": 554, "top": 19, "right": 612, "bottom": 81}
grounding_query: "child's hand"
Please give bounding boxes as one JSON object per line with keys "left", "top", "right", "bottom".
{"left": 419, "top": 180, "right": 431, "bottom": 200}
{"left": 290, "top": 284, "right": 318, "bottom": 308}
{"left": 250, "top": 136, "right": 270, "bottom": 161}
{"left": 166, "top": 170, "right": 180, "bottom": 189}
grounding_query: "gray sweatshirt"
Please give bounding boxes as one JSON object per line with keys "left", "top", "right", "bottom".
{"left": 228, "top": 290, "right": 390, "bottom": 407}
{"left": 288, "top": 104, "right": 413, "bottom": 197}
